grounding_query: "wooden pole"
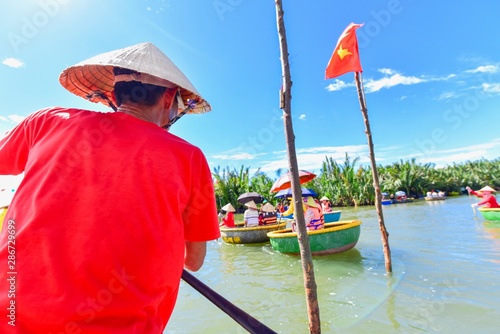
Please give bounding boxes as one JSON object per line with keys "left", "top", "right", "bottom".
{"left": 354, "top": 71, "right": 393, "bottom": 273}
{"left": 275, "top": 1, "right": 321, "bottom": 332}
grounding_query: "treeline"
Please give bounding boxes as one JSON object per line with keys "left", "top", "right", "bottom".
{"left": 212, "top": 155, "right": 500, "bottom": 209}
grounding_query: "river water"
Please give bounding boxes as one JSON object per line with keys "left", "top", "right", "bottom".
{"left": 166, "top": 195, "right": 500, "bottom": 333}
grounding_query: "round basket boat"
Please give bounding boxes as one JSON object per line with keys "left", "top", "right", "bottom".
{"left": 323, "top": 210, "right": 341, "bottom": 223}
{"left": 424, "top": 196, "right": 446, "bottom": 201}
{"left": 267, "top": 220, "right": 361, "bottom": 256}
{"left": 478, "top": 207, "right": 500, "bottom": 221}
{"left": 220, "top": 221, "right": 287, "bottom": 244}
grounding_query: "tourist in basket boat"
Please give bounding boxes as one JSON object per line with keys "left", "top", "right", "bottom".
{"left": 467, "top": 186, "right": 500, "bottom": 208}
{"left": 219, "top": 203, "right": 236, "bottom": 227}
{"left": 320, "top": 196, "right": 333, "bottom": 212}
{"left": 0, "top": 42, "right": 220, "bottom": 333}
{"left": 260, "top": 203, "right": 278, "bottom": 225}
{"left": 244, "top": 200, "right": 260, "bottom": 227}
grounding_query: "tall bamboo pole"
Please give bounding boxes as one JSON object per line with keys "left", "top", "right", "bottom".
{"left": 275, "top": 1, "right": 321, "bottom": 332}
{"left": 354, "top": 71, "right": 392, "bottom": 272}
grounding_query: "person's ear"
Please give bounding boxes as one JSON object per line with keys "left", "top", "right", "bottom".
{"left": 163, "top": 88, "right": 177, "bottom": 110}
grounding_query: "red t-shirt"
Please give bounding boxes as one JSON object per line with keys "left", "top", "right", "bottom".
{"left": 471, "top": 190, "right": 500, "bottom": 208}
{"left": 0, "top": 107, "right": 220, "bottom": 333}
{"left": 221, "top": 212, "right": 235, "bottom": 227}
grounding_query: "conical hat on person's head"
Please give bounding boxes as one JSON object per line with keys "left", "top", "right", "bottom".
{"left": 304, "top": 196, "right": 320, "bottom": 208}
{"left": 245, "top": 200, "right": 258, "bottom": 210}
{"left": 59, "top": 42, "right": 211, "bottom": 114}
{"left": 261, "top": 203, "right": 275, "bottom": 212}
{"left": 221, "top": 203, "right": 236, "bottom": 212}
{"left": 320, "top": 196, "right": 330, "bottom": 202}
{"left": 479, "top": 186, "right": 496, "bottom": 193}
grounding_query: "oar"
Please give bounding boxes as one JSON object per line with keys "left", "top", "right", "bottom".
{"left": 181, "top": 270, "right": 277, "bottom": 334}
{"left": 470, "top": 196, "right": 477, "bottom": 216}
{"left": 466, "top": 186, "right": 476, "bottom": 217}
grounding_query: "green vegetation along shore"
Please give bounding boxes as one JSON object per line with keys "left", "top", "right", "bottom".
{"left": 213, "top": 155, "right": 499, "bottom": 211}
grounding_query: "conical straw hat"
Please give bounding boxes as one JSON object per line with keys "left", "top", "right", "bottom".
{"left": 59, "top": 42, "right": 211, "bottom": 114}
{"left": 221, "top": 203, "right": 236, "bottom": 212}
{"left": 261, "top": 203, "right": 275, "bottom": 212}
{"left": 479, "top": 186, "right": 496, "bottom": 193}
{"left": 245, "top": 200, "right": 258, "bottom": 210}
{"left": 304, "top": 196, "right": 320, "bottom": 208}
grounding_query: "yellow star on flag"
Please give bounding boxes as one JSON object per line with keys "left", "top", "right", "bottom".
{"left": 337, "top": 44, "right": 352, "bottom": 60}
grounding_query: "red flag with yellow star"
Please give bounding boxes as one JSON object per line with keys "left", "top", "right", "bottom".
{"left": 325, "top": 23, "right": 363, "bottom": 79}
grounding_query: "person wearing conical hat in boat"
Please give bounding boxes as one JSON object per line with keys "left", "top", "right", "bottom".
{"left": 243, "top": 200, "right": 260, "bottom": 227}
{"left": 466, "top": 186, "right": 500, "bottom": 208}
{"left": 260, "top": 202, "right": 278, "bottom": 225}
{"left": 219, "top": 203, "right": 236, "bottom": 228}
{"left": 320, "top": 196, "right": 333, "bottom": 213}
{"left": 291, "top": 197, "right": 324, "bottom": 232}
{"left": 304, "top": 196, "right": 325, "bottom": 231}
{"left": 0, "top": 42, "right": 220, "bottom": 333}
{"left": 282, "top": 197, "right": 303, "bottom": 218}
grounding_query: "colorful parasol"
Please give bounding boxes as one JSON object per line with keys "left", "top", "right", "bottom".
{"left": 270, "top": 170, "right": 316, "bottom": 193}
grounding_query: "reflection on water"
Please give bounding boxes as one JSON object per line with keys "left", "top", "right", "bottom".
{"left": 166, "top": 196, "right": 500, "bottom": 333}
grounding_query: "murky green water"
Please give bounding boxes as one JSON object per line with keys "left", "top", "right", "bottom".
{"left": 165, "top": 196, "right": 500, "bottom": 333}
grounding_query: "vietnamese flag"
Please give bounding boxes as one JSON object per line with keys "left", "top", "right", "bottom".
{"left": 325, "top": 23, "right": 363, "bottom": 79}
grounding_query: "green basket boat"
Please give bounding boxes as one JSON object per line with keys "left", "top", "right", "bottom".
{"left": 478, "top": 207, "right": 500, "bottom": 221}
{"left": 220, "top": 221, "right": 287, "bottom": 244}
{"left": 267, "top": 220, "right": 361, "bottom": 256}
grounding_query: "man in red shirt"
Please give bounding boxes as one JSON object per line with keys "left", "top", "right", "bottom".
{"left": 0, "top": 42, "right": 220, "bottom": 333}
{"left": 467, "top": 185, "right": 500, "bottom": 208}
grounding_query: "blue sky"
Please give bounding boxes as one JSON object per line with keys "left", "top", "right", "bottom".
{"left": 1, "top": 0, "right": 500, "bottom": 190}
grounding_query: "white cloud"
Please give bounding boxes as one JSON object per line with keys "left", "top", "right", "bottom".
{"left": 364, "top": 71, "right": 426, "bottom": 93}
{"left": 299, "top": 114, "right": 306, "bottom": 121}
{"left": 8, "top": 114, "right": 26, "bottom": 123}
{"left": 2, "top": 58, "right": 24, "bottom": 68}
{"left": 295, "top": 145, "right": 366, "bottom": 155}
{"left": 258, "top": 144, "right": 413, "bottom": 175}
{"left": 258, "top": 145, "right": 370, "bottom": 174}
{"left": 406, "top": 138, "right": 500, "bottom": 167}
{"left": 0, "top": 114, "right": 25, "bottom": 124}
{"left": 482, "top": 83, "right": 500, "bottom": 94}
{"left": 378, "top": 68, "right": 396, "bottom": 75}
{"left": 437, "top": 91, "right": 460, "bottom": 101}
{"left": 465, "top": 65, "right": 499, "bottom": 74}
{"left": 212, "top": 152, "right": 258, "bottom": 160}
{"left": 325, "top": 79, "right": 352, "bottom": 92}
{"left": 428, "top": 73, "right": 456, "bottom": 81}
{"left": 326, "top": 64, "right": 495, "bottom": 95}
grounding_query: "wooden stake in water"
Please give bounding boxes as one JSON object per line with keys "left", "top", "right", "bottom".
{"left": 275, "top": 0, "right": 321, "bottom": 332}
{"left": 354, "top": 71, "right": 393, "bottom": 273}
